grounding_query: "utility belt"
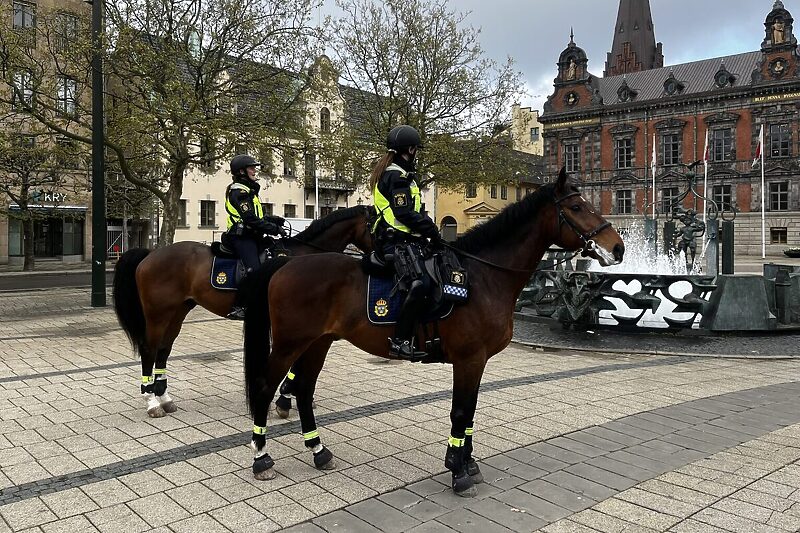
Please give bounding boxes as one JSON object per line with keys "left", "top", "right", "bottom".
{"left": 228, "top": 222, "right": 246, "bottom": 236}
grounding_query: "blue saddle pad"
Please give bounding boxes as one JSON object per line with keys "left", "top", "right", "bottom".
{"left": 367, "top": 275, "right": 453, "bottom": 325}
{"left": 211, "top": 257, "right": 239, "bottom": 290}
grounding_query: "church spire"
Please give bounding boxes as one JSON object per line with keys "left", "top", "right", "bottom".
{"left": 604, "top": 0, "right": 664, "bottom": 77}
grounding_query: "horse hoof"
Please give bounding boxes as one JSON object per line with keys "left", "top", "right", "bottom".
{"left": 452, "top": 471, "right": 476, "bottom": 497}
{"left": 254, "top": 467, "right": 276, "bottom": 480}
{"left": 147, "top": 405, "right": 166, "bottom": 418}
{"left": 275, "top": 406, "right": 290, "bottom": 419}
{"left": 275, "top": 396, "right": 292, "bottom": 418}
{"left": 160, "top": 401, "right": 178, "bottom": 414}
{"left": 467, "top": 460, "right": 484, "bottom": 484}
{"left": 313, "top": 446, "right": 335, "bottom": 470}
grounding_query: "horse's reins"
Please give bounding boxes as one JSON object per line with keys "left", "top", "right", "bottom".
{"left": 441, "top": 191, "right": 608, "bottom": 274}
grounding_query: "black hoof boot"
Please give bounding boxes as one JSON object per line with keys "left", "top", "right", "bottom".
{"left": 452, "top": 469, "right": 477, "bottom": 497}
{"left": 253, "top": 453, "right": 275, "bottom": 480}
{"left": 466, "top": 459, "right": 483, "bottom": 484}
{"left": 313, "top": 446, "right": 335, "bottom": 470}
{"left": 275, "top": 395, "right": 292, "bottom": 418}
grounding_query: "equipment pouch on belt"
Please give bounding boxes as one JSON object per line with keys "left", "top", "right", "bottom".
{"left": 438, "top": 247, "right": 468, "bottom": 303}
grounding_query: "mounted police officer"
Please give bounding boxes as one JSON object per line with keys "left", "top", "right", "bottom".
{"left": 371, "top": 125, "right": 441, "bottom": 361}
{"left": 224, "top": 154, "right": 286, "bottom": 320}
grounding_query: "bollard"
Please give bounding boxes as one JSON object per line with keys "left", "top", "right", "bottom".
{"left": 705, "top": 219, "right": 719, "bottom": 277}
{"left": 775, "top": 270, "right": 791, "bottom": 324}
{"left": 663, "top": 221, "right": 676, "bottom": 255}
{"left": 644, "top": 218, "right": 658, "bottom": 257}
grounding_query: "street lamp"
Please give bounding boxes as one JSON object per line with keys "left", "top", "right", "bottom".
{"left": 85, "top": 0, "right": 106, "bottom": 307}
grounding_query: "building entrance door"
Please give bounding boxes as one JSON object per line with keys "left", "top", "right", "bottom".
{"left": 34, "top": 218, "right": 63, "bottom": 257}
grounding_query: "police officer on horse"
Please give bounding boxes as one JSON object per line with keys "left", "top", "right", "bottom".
{"left": 224, "top": 154, "right": 286, "bottom": 320}
{"left": 371, "top": 125, "right": 441, "bottom": 361}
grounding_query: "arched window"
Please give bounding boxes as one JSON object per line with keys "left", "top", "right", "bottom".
{"left": 320, "top": 107, "right": 330, "bottom": 133}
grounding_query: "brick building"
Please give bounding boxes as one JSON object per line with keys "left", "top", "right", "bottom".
{"left": 540, "top": 0, "right": 800, "bottom": 256}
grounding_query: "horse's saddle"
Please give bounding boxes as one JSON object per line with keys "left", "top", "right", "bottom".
{"left": 363, "top": 246, "right": 469, "bottom": 325}
{"left": 209, "top": 242, "right": 275, "bottom": 290}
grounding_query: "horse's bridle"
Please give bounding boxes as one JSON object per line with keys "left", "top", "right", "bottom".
{"left": 554, "top": 191, "right": 611, "bottom": 256}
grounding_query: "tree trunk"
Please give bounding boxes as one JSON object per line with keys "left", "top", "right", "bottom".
{"left": 22, "top": 214, "right": 35, "bottom": 271}
{"left": 157, "top": 163, "right": 187, "bottom": 247}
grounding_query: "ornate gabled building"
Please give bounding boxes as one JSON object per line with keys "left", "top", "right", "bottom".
{"left": 540, "top": 0, "right": 800, "bottom": 256}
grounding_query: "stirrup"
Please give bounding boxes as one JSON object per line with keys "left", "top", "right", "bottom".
{"left": 226, "top": 306, "right": 246, "bottom": 320}
{"left": 388, "top": 338, "right": 427, "bottom": 362}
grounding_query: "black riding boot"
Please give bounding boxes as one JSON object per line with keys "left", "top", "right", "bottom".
{"left": 389, "top": 280, "right": 428, "bottom": 361}
{"left": 226, "top": 268, "right": 254, "bottom": 320}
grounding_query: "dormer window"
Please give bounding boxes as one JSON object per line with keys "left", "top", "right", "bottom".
{"left": 663, "top": 73, "right": 685, "bottom": 96}
{"left": 714, "top": 65, "right": 736, "bottom": 88}
{"left": 617, "top": 80, "right": 637, "bottom": 102}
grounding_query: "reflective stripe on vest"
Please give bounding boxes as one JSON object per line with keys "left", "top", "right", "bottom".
{"left": 372, "top": 163, "right": 422, "bottom": 236}
{"left": 225, "top": 182, "right": 263, "bottom": 230}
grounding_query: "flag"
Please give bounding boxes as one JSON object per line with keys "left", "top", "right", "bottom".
{"left": 752, "top": 124, "right": 764, "bottom": 168}
{"left": 703, "top": 129, "right": 710, "bottom": 163}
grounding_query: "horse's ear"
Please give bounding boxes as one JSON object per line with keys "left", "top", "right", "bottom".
{"left": 556, "top": 166, "right": 569, "bottom": 194}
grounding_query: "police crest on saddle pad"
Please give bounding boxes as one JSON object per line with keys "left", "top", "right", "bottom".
{"left": 374, "top": 298, "right": 389, "bottom": 317}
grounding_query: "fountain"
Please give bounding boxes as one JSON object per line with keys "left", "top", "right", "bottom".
{"left": 517, "top": 162, "right": 800, "bottom": 332}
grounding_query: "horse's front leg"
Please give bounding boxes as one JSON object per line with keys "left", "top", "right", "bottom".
{"left": 274, "top": 369, "right": 296, "bottom": 419}
{"left": 446, "top": 358, "right": 486, "bottom": 497}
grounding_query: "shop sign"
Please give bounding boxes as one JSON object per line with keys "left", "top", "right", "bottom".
{"left": 30, "top": 191, "right": 67, "bottom": 203}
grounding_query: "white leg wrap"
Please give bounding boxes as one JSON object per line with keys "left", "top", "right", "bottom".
{"left": 157, "top": 392, "right": 174, "bottom": 405}
{"left": 311, "top": 444, "right": 324, "bottom": 454}
{"left": 250, "top": 440, "right": 269, "bottom": 459}
{"left": 143, "top": 392, "right": 161, "bottom": 412}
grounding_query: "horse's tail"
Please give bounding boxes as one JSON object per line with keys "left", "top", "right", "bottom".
{"left": 243, "top": 256, "right": 292, "bottom": 414}
{"left": 113, "top": 248, "right": 151, "bottom": 357}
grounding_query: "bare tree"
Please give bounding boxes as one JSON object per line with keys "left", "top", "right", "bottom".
{"left": 330, "top": 0, "right": 527, "bottom": 189}
{"left": 0, "top": 0, "right": 324, "bottom": 245}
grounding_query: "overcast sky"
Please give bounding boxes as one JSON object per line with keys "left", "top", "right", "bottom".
{"left": 321, "top": 0, "right": 780, "bottom": 112}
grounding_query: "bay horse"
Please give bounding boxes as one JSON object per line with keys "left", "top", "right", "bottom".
{"left": 241, "top": 169, "right": 625, "bottom": 496}
{"left": 112, "top": 206, "right": 373, "bottom": 418}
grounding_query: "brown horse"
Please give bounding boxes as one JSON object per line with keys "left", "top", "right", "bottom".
{"left": 112, "top": 206, "right": 373, "bottom": 418}
{"left": 241, "top": 169, "right": 625, "bottom": 496}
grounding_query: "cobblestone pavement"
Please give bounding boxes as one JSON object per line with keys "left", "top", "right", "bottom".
{"left": 1, "top": 289, "right": 800, "bottom": 532}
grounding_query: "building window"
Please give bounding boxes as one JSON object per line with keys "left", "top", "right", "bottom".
{"left": 199, "top": 200, "right": 215, "bottom": 227}
{"left": 712, "top": 184, "right": 732, "bottom": 211}
{"left": 62, "top": 217, "right": 84, "bottom": 256}
{"left": 56, "top": 12, "right": 78, "bottom": 51}
{"left": 13, "top": 70, "right": 33, "bottom": 108}
{"left": 490, "top": 184, "right": 497, "bottom": 199}
{"left": 661, "top": 187, "right": 679, "bottom": 214}
{"left": 564, "top": 143, "right": 580, "bottom": 173}
{"left": 617, "top": 189, "right": 633, "bottom": 214}
{"left": 515, "top": 187, "right": 521, "bottom": 201}
{"left": 770, "top": 123, "right": 790, "bottom": 158}
{"left": 320, "top": 107, "right": 330, "bottom": 133}
{"left": 56, "top": 137, "right": 80, "bottom": 169}
{"left": 178, "top": 199, "right": 187, "bottom": 226}
{"left": 258, "top": 146, "right": 273, "bottom": 176}
{"left": 465, "top": 183, "right": 477, "bottom": 198}
{"left": 13, "top": 1, "right": 35, "bottom": 29}
{"left": 500, "top": 184, "right": 508, "bottom": 200}
{"left": 56, "top": 76, "right": 77, "bottom": 115}
{"left": 662, "top": 133, "right": 680, "bottom": 166}
{"left": 305, "top": 205, "right": 314, "bottom": 218}
{"left": 614, "top": 138, "right": 633, "bottom": 169}
{"left": 771, "top": 227, "right": 788, "bottom": 244}
{"left": 711, "top": 128, "right": 733, "bottom": 162}
{"left": 263, "top": 202, "right": 274, "bottom": 216}
{"left": 283, "top": 204, "right": 296, "bottom": 218}
{"left": 770, "top": 182, "right": 789, "bottom": 211}
{"left": 304, "top": 152, "right": 316, "bottom": 179}
{"left": 283, "top": 150, "right": 295, "bottom": 176}
{"left": 530, "top": 127, "right": 539, "bottom": 142}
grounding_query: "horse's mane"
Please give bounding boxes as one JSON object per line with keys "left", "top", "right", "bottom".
{"left": 293, "top": 205, "right": 369, "bottom": 242}
{"left": 453, "top": 183, "right": 560, "bottom": 254}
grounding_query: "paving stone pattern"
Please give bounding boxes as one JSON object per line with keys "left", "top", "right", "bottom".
{"left": 1, "top": 288, "right": 800, "bottom": 532}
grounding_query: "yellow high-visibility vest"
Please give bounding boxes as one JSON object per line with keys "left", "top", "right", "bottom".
{"left": 372, "top": 163, "right": 422, "bottom": 236}
{"left": 225, "top": 182, "right": 263, "bottom": 230}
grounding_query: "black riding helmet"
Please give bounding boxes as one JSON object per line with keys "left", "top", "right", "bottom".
{"left": 386, "top": 125, "right": 423, "bottom": 152}
{"left": 230, "top": 154, "right": 260, "bottom": 177}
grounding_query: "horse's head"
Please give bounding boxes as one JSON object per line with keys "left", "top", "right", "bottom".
{"left": 552, "top": 167, "right": 624, "bottom": 266}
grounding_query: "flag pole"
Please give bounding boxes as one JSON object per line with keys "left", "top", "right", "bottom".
{"left": 651, "top": 133, "right": 656, "bottom": 218}
{"left": 760, "top": 125, "right": 766, "bottom": 259}
{"left": 315, "top": 174, "right": 320, "bottom": 219}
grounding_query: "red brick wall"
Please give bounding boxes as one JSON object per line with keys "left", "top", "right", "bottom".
{"left": 737, "top": 183, "right": 752, "bottom": 212}
{"left": 600, "top": 190, "right": 612, "bottom": 215}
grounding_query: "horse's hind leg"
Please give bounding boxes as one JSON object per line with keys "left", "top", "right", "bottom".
{"left": 274, "top": 368, "right": 296, "bottom": 419}
{"left": 292, "top": 337, "right": 335, "bottom": 470}
{"left": 152, "top": 303, "right": 193, "bottom": 414}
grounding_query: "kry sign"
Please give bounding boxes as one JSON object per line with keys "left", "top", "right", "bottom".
{"left": 30, "top": 191, "right": 67, "bottom": 203}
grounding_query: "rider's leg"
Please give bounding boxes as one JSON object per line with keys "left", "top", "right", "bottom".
{"left": 390, "top": 276, "right": 429, "bottom": 360}
{"left": 227, "top": 237, "right": 260, "bottom": 320}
